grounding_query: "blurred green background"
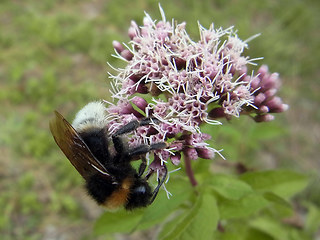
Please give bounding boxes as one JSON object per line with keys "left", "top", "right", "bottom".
{"left": 0, "top": 0, "right": 319, "bottom": 239}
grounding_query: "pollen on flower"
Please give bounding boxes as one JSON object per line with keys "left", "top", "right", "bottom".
{"left": 105, "top": 5, "right": 288, "bottom": 187}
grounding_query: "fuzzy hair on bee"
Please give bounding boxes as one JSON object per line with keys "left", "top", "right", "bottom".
{"left": 49, "top": 101, "right": 167, "bottom": 210}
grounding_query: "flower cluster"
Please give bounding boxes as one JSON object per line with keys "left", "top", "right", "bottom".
{"left": 105, "top": 7, "right": 288, "bottom": 185}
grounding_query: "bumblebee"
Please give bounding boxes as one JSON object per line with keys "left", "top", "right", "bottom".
{"left": 49, "top": 102, "right": 167, "bottom": 210}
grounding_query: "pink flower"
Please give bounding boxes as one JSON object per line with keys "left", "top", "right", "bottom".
{"left": 105, "top": 6, "right": 288, "bottom": 186}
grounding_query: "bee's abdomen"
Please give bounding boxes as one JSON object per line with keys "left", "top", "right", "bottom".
{"left": 102, "top": 177, "right": 133, "bottom": 210}
{"left": 86, "top": 174, "right": 117, "bottom": 204}
{"left": 86, "top": 175, "right": 133, "bottom": 210}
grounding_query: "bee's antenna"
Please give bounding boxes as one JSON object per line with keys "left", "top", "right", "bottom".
{"left": 149, "top": 165, "right": 168, "bottom": 204}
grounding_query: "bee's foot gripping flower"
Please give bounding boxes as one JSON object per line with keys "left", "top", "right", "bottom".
{"left": 106, "top": 6, "right": 288, "bottom": 187}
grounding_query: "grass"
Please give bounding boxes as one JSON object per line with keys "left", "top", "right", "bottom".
{"left": 0, "top": 0, "right": 319, "bottom": 239}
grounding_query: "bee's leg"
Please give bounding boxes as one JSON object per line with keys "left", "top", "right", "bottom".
{"left": 129, "top": 143, "right": 167, "bottom": 175}
{"left": 127, "top": 142, "right": 167, "bottom": 157}
{"left": 149, "top": 165, "right": 168, "bottom": 204}
{"left": 113, "top": 118, "right": 159, "bottom": 137}
{"left": 138, "top": 156, "right": 147, "bottom": 177}
{"left": 112, "top": 118, "right": 159, "bottom": 154}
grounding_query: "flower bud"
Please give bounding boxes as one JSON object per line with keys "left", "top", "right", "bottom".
{"left": 113, "top": 40, "right": 125, "bottom": 54}
{"left": 170, "top": 141, "right": 183, "bottom": 151}
{"left": 197, "top": 147, "right": 215, "bottom": 159}
{"left": 265, "top": 96, "right": 282, "bottom": 110}
{"left": 128, "top": 21, "right": 139, "bottom": 39}
{"left": 171, "top": 153, "right": 181, "bottom": 166}
{"left": 121, "top": 49, "right": 133, "bottom": 61}
{"left": 257, "top": 65, "right": 269, "bottom": 79}
{"left": 184, "top": 148, "right": 198, "bottom": 160}
{"left": 250, "top": 77, "right": 261, "bottom": 90}
{"left": 254, "top": 93, "right": 266, "bottom": 106}
{"left": 131, "top": 96, "right": 148, "bottom": 111}
{"left": 264, "top": 89, "right": 277, "bottom": 99}
{"left": 260, "top": 72, "right": 280, "bottom": 92}
{"left": 258, "top": 105, "right": 269, "bottom": 113}
{"left": 269, "top": 103, "right": 289, "bottom": 113}
{"left": 149, "top": 157, "right": 167, "bottom": 177}
{"left": 208, "top": 107, "right": 226, "bottom": 119}
{"left": 254, "top": 114, "right": 274, "bottom": 122}
{"left": 172, "top": 57, "right": 186, "bottom": 70}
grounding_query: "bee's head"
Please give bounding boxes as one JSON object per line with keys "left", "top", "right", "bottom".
{"left": 125, "top": 179, "right": 153, "bottom": 210}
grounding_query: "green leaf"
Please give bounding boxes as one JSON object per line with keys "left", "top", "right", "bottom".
{"left": 263, "top": 192, "right": 292, "bottom": 209}
{"left": 219, "top": 193, "right": 269, "bottom": 219}
{"left": 94, "top": 209, "right": 143, "bottom": 235}
{"left": 160, "top": 200, "right": 201, "bottom": 240}
{"left": 208, "top": 174, "right": 253, "bottom": 200}
{"left": 212, "top": 220, "right": 251, "bottom": 240}
{"left": 239, "top": 170, "right": 309, "bottom": 198}
{"left": 263, "top": 192, "right": 293, "bottom": 217}
{"left": 158, "top": 209, "right": 193, "bottom": 240}
{"left": 249, "top": 217, "right": 289, "bottom": 240}
{"left": 249, "top": 123, "right": 286, "bottom": 141}
{"left": 305, "top": 202, "right": 320, "bottom": 234}
{"left": 245, "top": 228, "right": 274, "bottom": 240}
{"left": 180, "top": 191, "right": 219, "bottom": 240}
{"left": 160, "top": 190, "right": 219, "bottom": 240}
{"left": 136, "top": 178, "right": 193, "bottom": 230}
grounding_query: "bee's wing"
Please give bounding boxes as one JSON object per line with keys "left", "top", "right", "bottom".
{"left": 49, "top": 111, "right": 112, "bottom": 180}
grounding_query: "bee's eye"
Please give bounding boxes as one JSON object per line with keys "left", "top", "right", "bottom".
{"left": 133, "top": 185, "right": 146, "bottom": 194}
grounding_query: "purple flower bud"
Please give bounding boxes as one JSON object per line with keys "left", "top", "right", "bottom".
{"left": 184, "top": 133, "right": 209, "bottom": 146}
{"left": 109, "top": 100, "right": 143, "bottom": 118}
{"left": 238, "top": 65, "right": 248, "bottom": 76}
{"left": 260, "top": 72, "right": 280, "bottom": 92}
{"left": 171, "top": 152, "right": 181, "bottom": 166}
{"left": 269, "top": 103, "right": 289, "bottom": 113}
{"left": 172, "top": 57, "right": 186, "bottom": 70}
{"left": 201, "top": 133, "right": 212, "bottom": 141}
{"left": 197, "top": 147, "right": 215, "bottom": 159}
{"left": 257, "top": 65, "right": 269, "bottom": 79}
{"left": 242, "top": 74, "right": 251, "bottom": 84}
{"left": 184, "top": 148, "right": 198, "bottom": 160}
{"left": 119, "top": 105, "right": 135, "bottom": 115}
{"left": 254, "top": 93, "right": 266, "bottom": 106}
{"left": 170, "top": 141, "right": 183, "bottom": 151}
{"left": 131, "top": 96, "right": 148, "bottom": 111}
{"left": 250, "top": 76, "right": 261, "bottom": 90}
{"left": 158, "top": 149, "right": 170, "bottom": 161}
{"left": 128, "top": 21, "right": 139, "bottom": 40}
{"left": 254, "top": 114, "right": 275, "bottom": 122}
{"left": 258, "top": 105, "right": 269, "bottom": 113}
{"left": 149, "top": 156, "right": 167, "bottom": 177}
{"left": 124, "top": 79, "right": 148, "bottom": 94}
{"left": 265, "top": 96, "right": 282, "bottom": 110}
{"left": 121, "top": 49, "right": 133, "bottom": 61}
{"left": 264, "top": 89, "right": 277, "bottom": 99}
{"left": 129, "top": 74, "right": 142, "bottom": 82}
{"left": 208, "top": 107, "right": 226, "bottom": 119}
{"left": 113, "top": 40, "right": 125, "bottom": 54}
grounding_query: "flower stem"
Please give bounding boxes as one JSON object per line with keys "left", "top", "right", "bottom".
{"left": 184, "top": 154, "right": 198, "bottom": 187}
